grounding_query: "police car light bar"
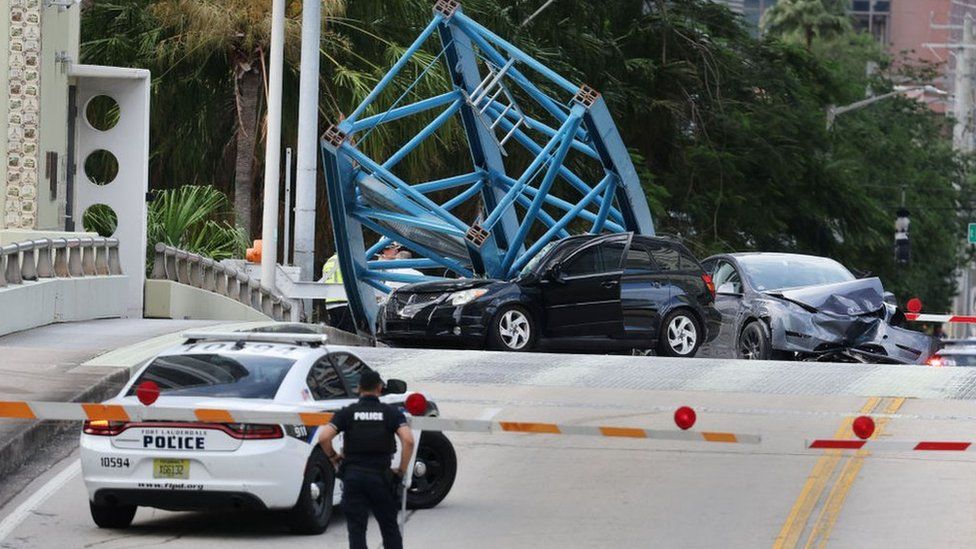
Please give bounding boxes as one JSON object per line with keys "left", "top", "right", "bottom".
{"left": 181, "top": 331, "right": 329, "bottom": 347}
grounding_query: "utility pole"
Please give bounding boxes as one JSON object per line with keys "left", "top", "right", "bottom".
{"left": 260, "top": 0, "right": 286, "bottom": 291}
{"left": 931, "top": 12, "right": 976, "bottom": 336}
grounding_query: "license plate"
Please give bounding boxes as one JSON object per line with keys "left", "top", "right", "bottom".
{"left": 153, "top": 459, "right": 190, "bottom": 479}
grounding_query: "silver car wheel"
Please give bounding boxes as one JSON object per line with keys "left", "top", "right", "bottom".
{"left": 666, "top": 315, "right": 698, "bottom": 356}
{"left": 498, "top": 309, "right": 531, "bottom": 350}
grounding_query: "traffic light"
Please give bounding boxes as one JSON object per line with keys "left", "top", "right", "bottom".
{"left": 894, "top": 208, "right": 910, "bottom": 265}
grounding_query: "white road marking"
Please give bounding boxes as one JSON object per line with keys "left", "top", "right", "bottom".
{"left": 477, "top": 407, "right": 503, "bottom": 421}
{"left": 0, "top": 460, "right": 81, "bottom": 542}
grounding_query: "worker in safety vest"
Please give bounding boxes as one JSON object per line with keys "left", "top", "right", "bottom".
{"left": 318, "top": 369, "right": 414, "bottom": 549}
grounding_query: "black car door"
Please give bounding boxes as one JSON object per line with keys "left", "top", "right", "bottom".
{"left": 620, "top": 242, "right": 670, "bottom": 342}
{"left": 542, "top": 234, "right": 629, "bottom": 338}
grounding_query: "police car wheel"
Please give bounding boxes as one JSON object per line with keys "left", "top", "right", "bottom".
{"left": 488, "top": 305, "right": 537, "bottom": 352}
{"left": 407, "top": 432, "right": 457, "bottom": 510}
{"left": 287, "top": 449, "right": 335, "bottom": 535}
{"left": 89, "top": 500, "right": 136, "bottom": 529}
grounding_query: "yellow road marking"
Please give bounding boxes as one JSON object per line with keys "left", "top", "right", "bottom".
{"left": 803, "top": 397, "right": 905, "bottom": 549}
{"left": 772, "top": 397, "right": 880, "bottom": 549}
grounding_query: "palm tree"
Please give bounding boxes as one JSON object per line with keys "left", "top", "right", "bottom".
{"left": 150, "top": 0, "right": 314, "bottom": 237}
{"left": 761, "top": 0, "right": 850, "bottom": 50}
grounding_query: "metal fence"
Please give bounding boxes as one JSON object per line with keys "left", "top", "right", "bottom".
{"left": 150, "top": 243, "right": 294, "bottom": 321}
{"left": 0, "top": 237, "right": 122, "bottom": 288}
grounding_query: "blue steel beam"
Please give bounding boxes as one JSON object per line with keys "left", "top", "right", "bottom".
{"left": 353, "top": 207, "right": 467, "bottom": 238}
{"left": 579, "top": 95, "right": 655, "bottom": 234}
{"left": 591, "top": 175, "right": 617, "bottom": 234}
{"left": 413, "top": 171, "right": 484, "bottom": 193}
{"left": 513, "top": 174, "right": 613, "bottom": 273}
{"left": 490, "top": 109, "right": 626, "bottom": 226}
{"left": 382, "top": 99, "right": 464, "bottom": 169}
{"left": 483, "top": 101, "right": 598, "bottom": 160}
{"left": 453, "top": 12, "right": 578, "bottom": 95}
{"left": 355, "top": 215, "right": 473, "bottom": 278}
{"left": 442, "top": 180, "right": 485, "bottom": 210}
{"left": 341, "top": 143, "right": 469, "bottom": 231}
{"left": 501, "top": 104, "right": 586, "bottom": 275}
{"left": 482, "top": 111, "right": 580, "bottom": 230}
{"left": 360, "top": 269, "right": 431, "bottom": 284}
{"left": 368, "top": 258, "right": 442, "bottom": 269}
{"left": 436, "top": 7, "right": 519, "bottom": 275}
{"left": 321, "top": 140, "right": 378, "bottom": 333}
{"left": 495, "top": 174, "right": 625, "bottom": 233}
{"left": 343, "top": 15, "right": 444, "bottom": 126}
{"left": 351, "top": 90, "right": 461, "bottom": 133}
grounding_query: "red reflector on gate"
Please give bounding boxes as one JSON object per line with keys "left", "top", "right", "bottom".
{"left": 405, "top": 393, "right": 428, "bottom": 416}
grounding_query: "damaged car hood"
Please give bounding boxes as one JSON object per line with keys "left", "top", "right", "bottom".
{"left": 397, "top": 278, "right": 499, "bottom": 294}
{"left": 767, "top": 277, "right": 885, "bottom": 316}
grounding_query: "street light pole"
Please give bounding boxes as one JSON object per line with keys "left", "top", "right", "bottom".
{"left": 260, "top": 0, "right": 286, "bottom": 291}
{"left": 294, "top": 0, "right": 322, "bottom": 284}
{"left": 826, "top": 86, "right": 946, "bottom": 129}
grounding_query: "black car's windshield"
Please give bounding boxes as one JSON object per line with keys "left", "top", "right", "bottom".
{"left": 737, "top": 255, "right": 855, "bottom": 292}
{"left": 127, "top": 353, "right": 295, "bottom": 399}
{"left": 518, "top": 241, "right": 558, "bottom": 277}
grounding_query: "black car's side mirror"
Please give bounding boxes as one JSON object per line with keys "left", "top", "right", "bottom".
{"left": 384, "top": 379, "right": 407, "bottom": 394}
{"left": 546, "top": 264, "right": 564, "bottom": 283}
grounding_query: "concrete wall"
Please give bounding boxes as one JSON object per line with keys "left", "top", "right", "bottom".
{"left": 144, "top": 279, "right": 273, "bottom": 322}
{"left": 1, "top": 2, "right": 8, "bottom": 222}
{"left": 0, "top": 276, "right": 127, "bottom": 337}
{"left": 37, "top": 4, "right": 80, "bottom": 229}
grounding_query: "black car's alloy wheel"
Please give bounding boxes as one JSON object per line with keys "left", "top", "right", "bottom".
{"left": 489, "top": 305, "right": 536, "bottom": 351}
{"left": 287, "top": 448, "right": 335, "bottom": 535}
{"left": 657, "top": 310, "right": 702, "bottom": 357}
{"left": 738, "top": 321, "right": 772, "bottom": 360}
{"left": 407, "top": 431, "right": 458, "bottom": 510}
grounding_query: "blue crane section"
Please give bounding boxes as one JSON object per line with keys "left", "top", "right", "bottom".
{"left": 321, "top": 0, "right": 655, "bottom": 334}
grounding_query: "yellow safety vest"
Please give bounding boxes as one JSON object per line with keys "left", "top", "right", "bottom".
{"left": 322, "top": 255, "right": 346, "bottom": 303}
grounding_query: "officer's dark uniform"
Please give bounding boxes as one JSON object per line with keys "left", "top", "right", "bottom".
{"left": 329, "top": 395, "right": 407, "bottom": 549}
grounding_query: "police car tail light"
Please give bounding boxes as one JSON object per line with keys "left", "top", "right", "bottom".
{"left": 83, "top": 420, "right": 127, "bottom": 436}
{"left": 404, "top": 393, "right": 428, "bottom": 416}
{"left": 225, "top": 423, "right": 284, "bottom": 440}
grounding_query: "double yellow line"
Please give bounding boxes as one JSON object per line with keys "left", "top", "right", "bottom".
{"left": 773, "top": 397, "right": 905, "bottom": 549}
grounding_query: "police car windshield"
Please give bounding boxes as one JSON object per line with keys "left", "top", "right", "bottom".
{"left": 127, "top": 354, "right": 295, "bottom": 399}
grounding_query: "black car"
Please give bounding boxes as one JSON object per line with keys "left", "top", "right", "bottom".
{"left": 698, "top": 253, "right": 939, "bottom": 363}
{"left": 378, "top": 233, "right": 721, "bottom": 356}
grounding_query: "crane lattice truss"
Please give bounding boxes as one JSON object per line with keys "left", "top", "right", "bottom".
{"left": 321, "top": 0, "right": 655, "bottom": 333}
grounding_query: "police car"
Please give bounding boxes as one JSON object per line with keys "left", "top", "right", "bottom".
{"left": 79, "top": 332, "right": 457, "bottom": 534}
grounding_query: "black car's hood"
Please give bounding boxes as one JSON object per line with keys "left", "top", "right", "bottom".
{"left": 398, "top": 278, "right": 500, "bottom": 294}
{"left": 766, "top": 277, "right": 884, "bottom": 316}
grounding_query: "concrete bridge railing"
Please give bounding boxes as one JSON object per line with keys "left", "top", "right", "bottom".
{"left": 150, "top": 244, "right": 296, "bottom": 322}
{"left": 0, "top": 237, "right": 123, "bottom": 287}
{"left": 0, "top": 237, "right": 128, "bottom": 336}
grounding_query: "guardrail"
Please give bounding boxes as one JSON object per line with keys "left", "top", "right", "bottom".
{"left": 150, "top": 243, "right": 294, "bottom": 322}
{"left": 0, "top": 237, "right": 122, "bottom": 287}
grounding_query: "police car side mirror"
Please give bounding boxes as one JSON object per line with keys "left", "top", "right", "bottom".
{"left": 384, "top": 379, "right": 407, "bottom": 394}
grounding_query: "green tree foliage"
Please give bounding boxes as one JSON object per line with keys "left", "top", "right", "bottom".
{"left": 147, "top": 185, "right": 249, "bottom": 261}
{"left": 80, "top": 0, "right": 975, "bottom": 309}
{"left": 761, "top": 0, "right": 851, "bottom": 50}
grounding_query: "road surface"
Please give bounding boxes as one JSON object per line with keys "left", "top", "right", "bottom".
{"left": 2, "top": 353, "right": 976, "bottom": 548}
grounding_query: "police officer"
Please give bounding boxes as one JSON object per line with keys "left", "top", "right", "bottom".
{"left": 318, "top": 369, "right": 415, "bottom": 549}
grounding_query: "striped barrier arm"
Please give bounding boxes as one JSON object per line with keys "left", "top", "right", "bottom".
{"left": 905, "top": 313, "right": 976, "bottom": 324}
{"left": 0, "top": 401, "right": 760, "bottom": 445}
{"left": 808, "top": 439, "right": 975, "bottom": 451}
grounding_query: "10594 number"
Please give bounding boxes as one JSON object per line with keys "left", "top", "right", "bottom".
{"left": 100, "top": 457, "right": 131, "bottom": 468}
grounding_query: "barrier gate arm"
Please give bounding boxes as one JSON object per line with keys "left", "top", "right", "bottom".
{"left": 0, "top": 401, "right": 759, "bottom": 445}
